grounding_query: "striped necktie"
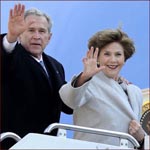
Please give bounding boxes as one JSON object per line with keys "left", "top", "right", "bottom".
{"left": 39, "top": 60, "right": 49, "bottom": 77}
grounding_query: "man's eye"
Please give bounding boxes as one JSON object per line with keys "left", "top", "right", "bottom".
{"left": 29, "top": 29, "right": 34, "bottom": 32}
{"left": 39, "top": 30, "right": 45, "bottom": 33}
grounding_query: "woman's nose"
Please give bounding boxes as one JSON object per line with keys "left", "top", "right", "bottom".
{"left": 110, "top": 55, "right": 117, "bottom": 62}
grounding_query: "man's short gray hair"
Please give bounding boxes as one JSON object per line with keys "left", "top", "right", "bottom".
{"left": 24, "top": 8, "right": 52, "bottom": 33}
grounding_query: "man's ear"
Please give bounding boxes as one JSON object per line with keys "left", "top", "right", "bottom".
{"left": 48, "top": 33, "right": 52, "bottom": 41}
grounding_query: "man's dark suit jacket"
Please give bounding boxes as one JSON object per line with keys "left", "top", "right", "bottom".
{"left": 0, "top": 34, "right": 73, "bottom": 148}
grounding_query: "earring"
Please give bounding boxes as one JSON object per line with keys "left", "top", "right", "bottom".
{"left": 97, "top": 61, "right": 100, "bottom": 67}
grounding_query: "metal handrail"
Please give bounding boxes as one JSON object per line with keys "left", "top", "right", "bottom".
{"left": 44, "top": 123, "right": 140, "bottom": 148}
{"left": 0, "top": 132, "right": 21, "bottom": 142}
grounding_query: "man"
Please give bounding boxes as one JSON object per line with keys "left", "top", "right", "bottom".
{"left": 0, "top": 4, "right": 72, "bottom": 149}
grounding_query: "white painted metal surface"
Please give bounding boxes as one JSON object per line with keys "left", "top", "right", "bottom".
{"left": 7, "top": 123, "right": 140, "bottom": 149}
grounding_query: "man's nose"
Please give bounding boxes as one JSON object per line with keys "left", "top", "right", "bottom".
{"left": 33, "top": 31, "right": 40, "bottom": 39}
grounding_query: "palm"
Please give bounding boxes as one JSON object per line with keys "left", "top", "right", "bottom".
{"left": 9, "top": 14, "right": 27, "bottom": 37}
{"left": 83, "top": 47, "right": 105, "bottom": 78}
{"left": 8, "top": 4, "right": 27, "bottom": 41}
{"left": 83, "top": 56, "right": 99, "bottom": 77}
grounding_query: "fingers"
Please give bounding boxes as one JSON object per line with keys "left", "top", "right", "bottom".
{"left": 10, "top": 4, "right": 25, "bottom": 18}
{"left": 87, "top": 46, "right": 99, "bottom": 59}
{"left": 129, "top": 120, "right": 140, "bottom": 135}
{"left": 129, "top": 120, "right": 140, "bottom": 130}
{"left": 129, "top": 120, "right": 145, "bottom": 142}
{"left": 20, "top": 5, "right": 25, "bottom": 16}
{"left": 9, "top": 9, "right": 13, "bottom": 19}
{"left": 114, "top": 75, "right": 131, "bottom": 85}
{"left": 82, "top": 57, "right": 87, "bottom": 65}
{"left": 129, "top": 123, "right": 138, "bottom": 134}
{"left": 120, "top": 76, "right": 130, "bottom": 85}
{"left": 86, "top": 47, "right": 94, "bottom": 58}
{"left": 93, "top": 47, "right": 99, "bottom": 59}
{"left": 13, "top": 4, "right": 18, "bottom": 16}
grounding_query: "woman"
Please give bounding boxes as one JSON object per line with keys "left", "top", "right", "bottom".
{"left": 59, "top": 29, "right": 145, "bottom": 148}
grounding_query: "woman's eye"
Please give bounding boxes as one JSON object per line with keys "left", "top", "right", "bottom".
{"left": 116, "top": 53, "right": 122, "bottom": 56}
{"left": 104, "top": 53, "right": 110, "bottom": 56}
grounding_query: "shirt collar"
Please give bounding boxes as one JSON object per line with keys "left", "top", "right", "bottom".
{"left": 31, "top": 55, "right": 43, "bottom": 63}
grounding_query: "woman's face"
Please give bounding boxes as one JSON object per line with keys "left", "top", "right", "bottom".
{"left": 98, "top": 42, "right": 125, "bottom": 78}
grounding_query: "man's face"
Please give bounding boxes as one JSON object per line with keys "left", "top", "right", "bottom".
{"left": 19, "top": 15, "right": 51, "bottom": 59}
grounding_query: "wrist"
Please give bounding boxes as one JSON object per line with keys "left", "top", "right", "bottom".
{"left": 139, "top": 138, "right": 144, "bottom": 144}
{"left": 74, "top": 72, "right": 92, "bottom": 87}
{"left": 7, "top": 33, "right": 18, "bottom": 43}
{"left": 81, "top": 72, "right": 92, "bottom": 81}
{"left": 138, "top": 138, "right": 144, "bottom": 149}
